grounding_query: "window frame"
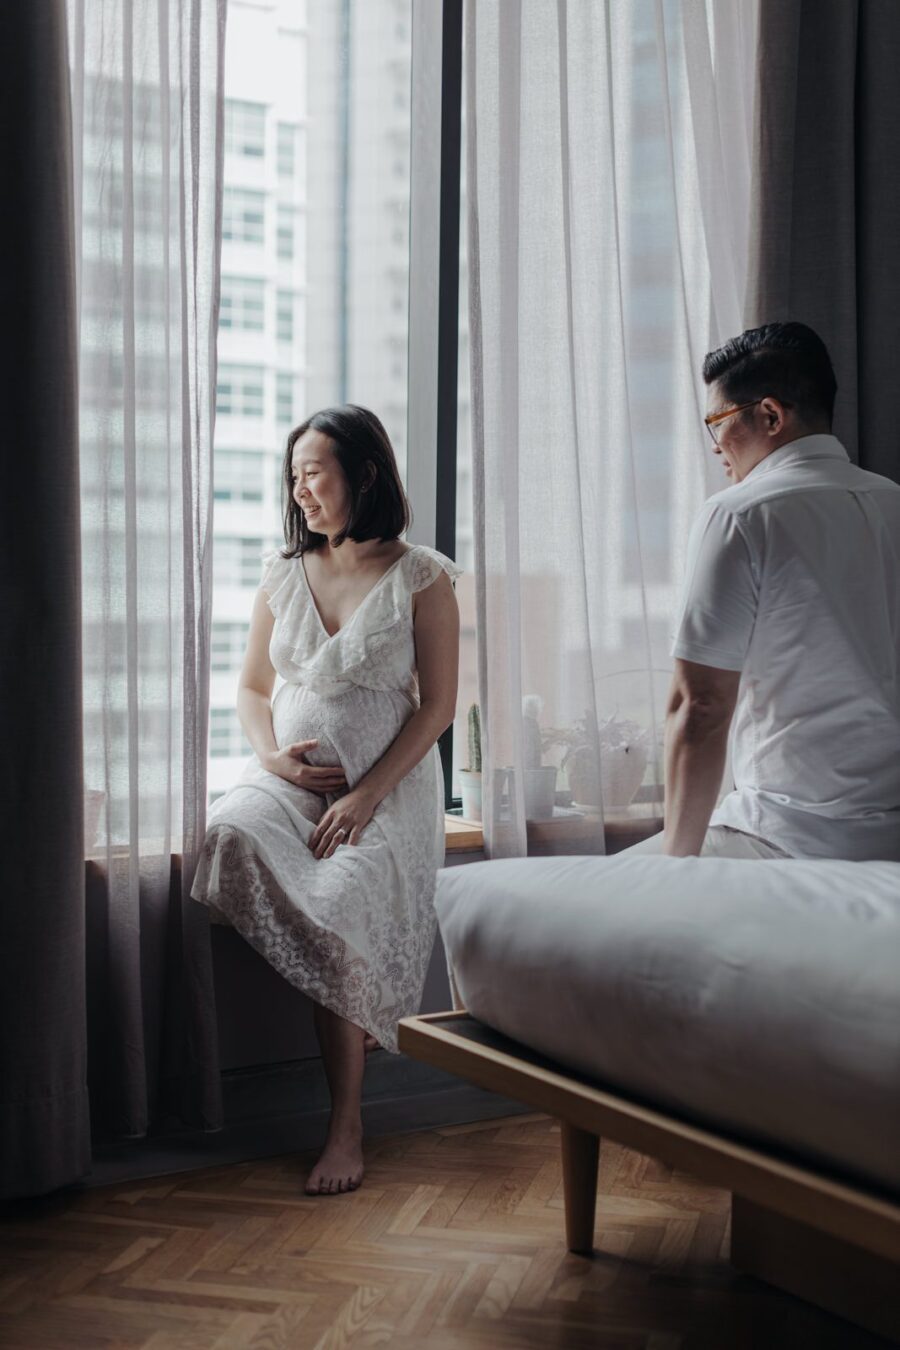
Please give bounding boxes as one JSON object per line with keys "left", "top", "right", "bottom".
{"left": 224, "top": 98, "right": 267, "bottom": 159}
{"left": 407, "top": 0, "right": 463, "bottom": 811}
{"left": 222, "top": 187, "right": 265, "bottom": 245}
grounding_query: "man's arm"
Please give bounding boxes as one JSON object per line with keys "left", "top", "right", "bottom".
{"left": 663, "top": 657, "right": 740, "bottom": 857}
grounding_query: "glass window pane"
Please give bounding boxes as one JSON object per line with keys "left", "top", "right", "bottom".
{"left": 223, "top": 188, "right": 265, "bottom": 244}
{"left": 277, "top": 122, "right": 296, "bottom": 177}
{"left": 276, "top": 371, "right": 295, "bottom": 427}
{"left": 211, "top": 0, "right": 413, "bottom": 803}
{"left": 277, "top": 205, "right": 294, "bottom": 261}
{"left": 225, "top": 99, "right": 267, "bottom": 158}
{"left": 216, "top": 364, "right": 265, "bottom": 418}
{"left": 214, "top": 449, "right": 265, "bottom": 502}
{"left": 276, "top": 290, "right": 294, "bottom": 343}
{"left": 220, "top": 276, "right": 266, "bottom": 331}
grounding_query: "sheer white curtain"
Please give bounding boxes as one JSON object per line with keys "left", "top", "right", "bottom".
{"left": 69, "top": 0, "right": 226, "bottom": 1135}
{"left": 465, "top": 0, "right": 757, "bottom": 858}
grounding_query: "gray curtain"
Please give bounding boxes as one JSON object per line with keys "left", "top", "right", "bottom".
{"left": 0, "top": 7, "right": 92, "bottom": 1196}
{"left": 0, "top": 0, "right": 227, "bottom": 1199}
{"left": 747, "top": 0, "right": 900, "bottom": 482}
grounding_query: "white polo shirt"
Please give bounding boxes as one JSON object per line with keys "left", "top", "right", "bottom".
{"left": 670, "top": 434, "right": 900, "bottom": 860}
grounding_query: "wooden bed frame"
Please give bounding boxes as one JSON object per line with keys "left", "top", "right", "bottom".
{"left": 398, "top": 1010, "right": 900, "bottom": 1344}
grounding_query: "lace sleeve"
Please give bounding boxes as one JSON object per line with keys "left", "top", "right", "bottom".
{"left": 408, "top": 545, "right": 465, "bottom": 593}
{"left": 259, "top": 548, "right": 294, "bottom": 617}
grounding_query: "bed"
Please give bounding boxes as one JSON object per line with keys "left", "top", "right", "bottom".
{"left": 398, "top": 853, "right": 900, "bottom": 1342}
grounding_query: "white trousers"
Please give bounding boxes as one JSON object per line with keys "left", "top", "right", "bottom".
{"left": 617, "top": 824, "right": 790, "bottom": 860}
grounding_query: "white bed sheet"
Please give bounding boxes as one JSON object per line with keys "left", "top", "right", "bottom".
{"left": 435, "top": 854, "right": 900, "bottom": 1195}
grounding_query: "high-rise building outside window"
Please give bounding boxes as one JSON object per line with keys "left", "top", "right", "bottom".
{"left": 222, "top": 187, "right": 266, "bottom": 244}
{"left": 277, "top": 122, "right": 297, "bottom": 177}
{"left": 209, "top": 0, "right": 416, "bottom": 803}
{"left": 276, "top": 290, "right": 294, "bottom": 343}
{"left": 225, "top": 98, "right": 267, "bottom": 158}
{"left": 220, "top": 276, "right": 265, "bottom": 331}
{"left": 214, "top": 449, "right": 265, "bottom": 503}
{"left": 216, "top": 365, "right": 265, "bottom": 418}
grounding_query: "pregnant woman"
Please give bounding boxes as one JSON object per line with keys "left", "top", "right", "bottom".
{"left": 190, "top": 404, "right": 461, "bottom": 1195}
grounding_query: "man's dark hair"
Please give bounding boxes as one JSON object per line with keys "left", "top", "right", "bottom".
{"left": 702, "top": 321, "right": 837, "bottom": 427}
{"left": 281, "top": 404, "right": 412, "bottom": 557}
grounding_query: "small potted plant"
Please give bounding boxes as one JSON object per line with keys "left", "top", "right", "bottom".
{"left": 596, "top": 713, "right": 650, "bottom": 811}
{"left": 459, "top": 702, "right": 483, "bottom": 821}
{"left": 522, "top": 695, "right": 557, "bottom": 821}
{"left": 541, "top": 709, "right": 650, "bottom": 812}
{"left": 560, "top": 709, "right": 602, "bottom": 807}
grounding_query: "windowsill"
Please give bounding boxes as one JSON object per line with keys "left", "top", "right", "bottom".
{"left": 444, "top": 806, "right": 664, "bottom": 856}
{"left": 444, "top": 815, "right": 485, "bottom": 853}
{"left": 85, "top": 807, "right": 662, "bottom": 865}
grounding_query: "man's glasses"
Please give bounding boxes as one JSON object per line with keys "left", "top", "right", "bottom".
{"left": 703, "top": 399, "right": 762, "bottom": 445}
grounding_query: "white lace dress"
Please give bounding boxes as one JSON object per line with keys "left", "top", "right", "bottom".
{"left": 190, "top": 542, "right": 463, "bottom": 1053}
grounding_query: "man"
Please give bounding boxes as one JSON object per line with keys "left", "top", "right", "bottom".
{"left": 633, "top": 321, "right": 900, "bottom": 861}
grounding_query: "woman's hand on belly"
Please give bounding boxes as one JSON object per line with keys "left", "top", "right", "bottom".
{"left": 309, "top": 785, "right": 378, "bottom": 860}
{"left": 262, "top": 740, "right": 348, "bottom": 796}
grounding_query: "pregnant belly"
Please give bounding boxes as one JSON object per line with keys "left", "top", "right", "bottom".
{"left": 270, "top": 682, "right": 409, "bottom": 785}
{"left": 272, "top": 684, "right": 344, "bottom": 768}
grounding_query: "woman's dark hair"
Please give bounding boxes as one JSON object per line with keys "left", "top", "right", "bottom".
{"left": 702, "top": 321, "right": 837, "bottom": 427}
{"left": 280, "top": 404, "right": 412, "bottom": 556}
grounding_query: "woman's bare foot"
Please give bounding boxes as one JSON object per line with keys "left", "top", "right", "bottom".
{"left": 308, "top": 1002, "right": 367, "bottom": 1195}
{"left": 305, "top": 1128, "right": 364, "bottom": 1195}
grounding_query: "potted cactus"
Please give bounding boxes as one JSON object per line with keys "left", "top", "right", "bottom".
{"left": 522, "top": 694, "right": 558, "bottom": 820}
{"left": 459, "top": 702, "right": 483, "bottom": 821}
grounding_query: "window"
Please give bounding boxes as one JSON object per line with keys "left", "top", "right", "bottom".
{"left": 210, "top": 0, "right": 413, "bottom": 804}
{"left": 210, "top": 707, "right": 251, "bottom": 758}
{"left": 276, "top": 290, "right": 294, "bottom": 343}
{"left": 276, "top": 372, "right": 295, "bottom": 427}
{"left": 216, "top": 365, "right": 264, "bottom": 418}
{"left": 225, "top": 99, "right": 266, "bottom": 158}
{"left": 277, "top": 206, "right": 295, "bottom": 261}
{"left": 223, "top": 189, "right": 265, "bottom": 245}
{"left": 220, "top": 276, "right": 265, "bottom": 331}
{"left": 215, "top": 536, "right": 264, "bottom": 588}
{"left": 274, "top": 457, "right": 288, "bottom": 504}
{"left": 214, "top": 449, "right": 265, "bottom": 503}
{"left": 277, "top": 122, "right": 296, "bottom": 178}
{"left": 211, "top": 621, "right": 250, "bottom": 672}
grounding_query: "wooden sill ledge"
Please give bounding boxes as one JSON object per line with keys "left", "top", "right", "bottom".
{"left": 444, "top": 810, "right": 664, "bottom": 856}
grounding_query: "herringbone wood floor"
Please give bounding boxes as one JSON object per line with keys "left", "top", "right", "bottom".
{"left": 0, "top": 1114, "right": 889, "bottom": 1349}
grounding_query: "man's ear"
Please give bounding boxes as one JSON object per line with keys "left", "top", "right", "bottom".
{"left": 759, "top": 396, "right": 786, "bottom": 435}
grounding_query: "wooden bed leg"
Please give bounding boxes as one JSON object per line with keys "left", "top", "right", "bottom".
{"left": 731, "top": 1195, "right": 900, "bottom": 1344}
{"left": 560, "top": 1121, "right": 600, "bottom": 1255}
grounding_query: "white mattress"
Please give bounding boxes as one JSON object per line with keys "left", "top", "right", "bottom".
{"left": 435, "top": 854, "right": 900, "bottom": 1196}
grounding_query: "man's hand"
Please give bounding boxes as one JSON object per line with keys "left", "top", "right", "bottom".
{"left": 663, "top": 658, "right": 740, "bottom": 856}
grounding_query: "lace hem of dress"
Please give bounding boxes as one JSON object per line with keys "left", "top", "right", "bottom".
{"left": 192, "top": 824, "right": 411, "bottom": 1052}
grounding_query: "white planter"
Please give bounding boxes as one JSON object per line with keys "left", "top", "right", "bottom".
{"left": 599, "top": 741, "right": 649, "bottom": 812}
{"left": 524, "top": 765, "right": 557, "bottom": 821}
{"left": 459, "top": 769, "right": 482, "bottom": 822}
